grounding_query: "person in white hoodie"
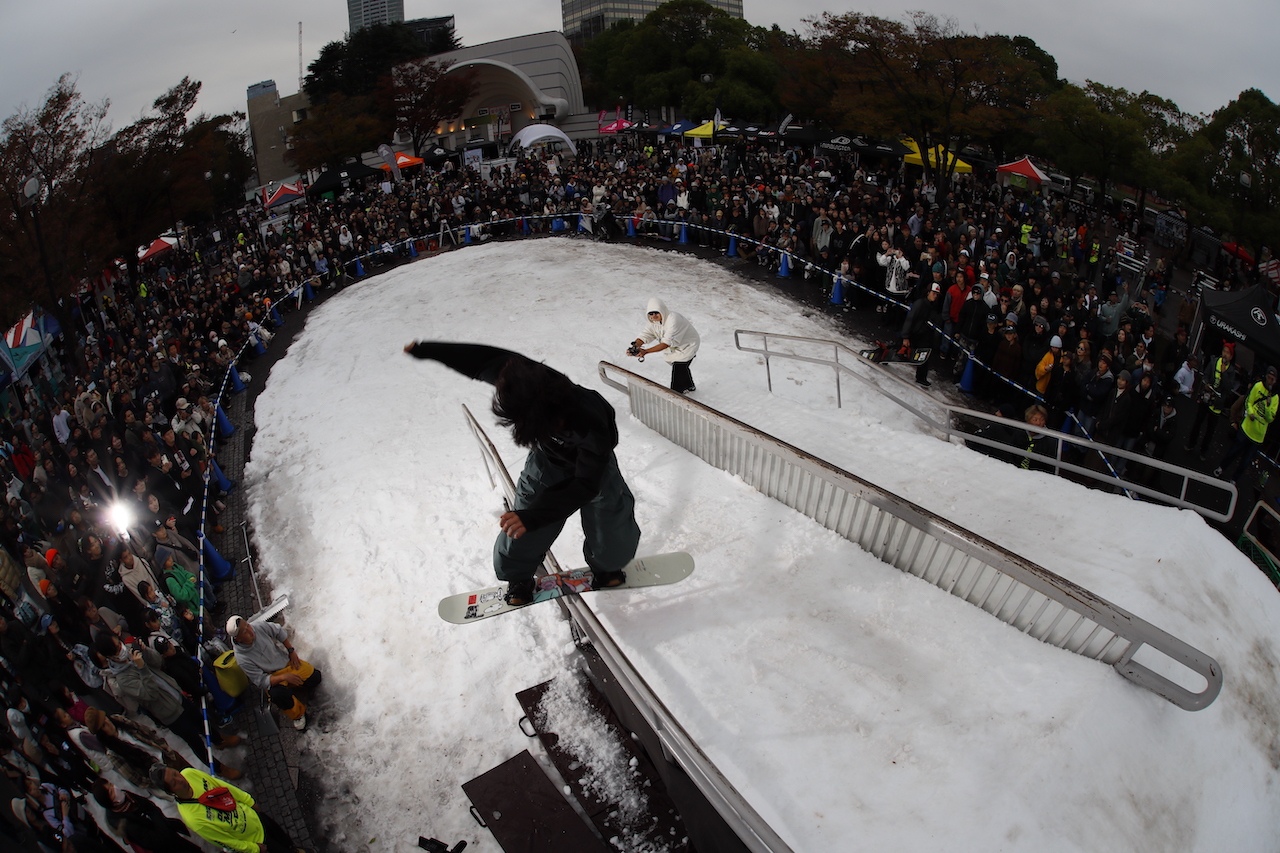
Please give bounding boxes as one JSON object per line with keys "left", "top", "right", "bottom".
{"left": 629, "top": 297, "right": 701, "bottom": 393}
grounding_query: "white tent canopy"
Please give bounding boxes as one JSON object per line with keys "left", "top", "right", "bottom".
{"left": 510, "top": 123, "right": 577, "bottom": 156}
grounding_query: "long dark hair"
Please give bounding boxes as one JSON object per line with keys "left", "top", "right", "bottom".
{"left": 492, "top": 358, "right": 575, "bottom": 448}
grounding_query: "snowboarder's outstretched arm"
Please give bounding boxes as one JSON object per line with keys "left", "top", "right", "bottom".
{"left": 403, "top": 341, "right": 533, "bottom": 385}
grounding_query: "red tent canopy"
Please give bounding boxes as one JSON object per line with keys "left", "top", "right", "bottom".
{"left": 379, "top": 151, "right": 424, "bottom": 170}
{"left": 1221, "top": 242, "right": 1255, "bottom": 266}
{"left": 137, "top": 236, "right": 177, "bottom": 261}
{"left": 600, "top": 119, "right": 633, "bottom": 134}
{"left": 261, "top": 181, "right": 305, "bottom": 208}
{"left": 996, "top": 156, "right": 1049, "bottom": 184}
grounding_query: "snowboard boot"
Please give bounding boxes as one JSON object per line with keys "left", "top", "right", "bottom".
{"left": 504, "top": 578, "right": 536, "bottom": 606}
{"left": 593, "top": 569, "right": 627, "bottom": 589}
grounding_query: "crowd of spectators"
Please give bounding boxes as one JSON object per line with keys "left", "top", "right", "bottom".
{"left": 0, "top": 132, "right": 1269, "bottom": 849}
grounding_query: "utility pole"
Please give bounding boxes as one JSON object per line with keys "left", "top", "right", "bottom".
{"left": 299, "top": 22, "right": 304, "bottom": 92}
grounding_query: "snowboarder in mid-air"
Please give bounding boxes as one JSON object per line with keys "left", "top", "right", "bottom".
{"left": 404, "top": 342, "right": 641, "bottom": 605}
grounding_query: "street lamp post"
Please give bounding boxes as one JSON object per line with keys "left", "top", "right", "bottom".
{"left": 21, "top": 175, "right": 57, "bottom": 312}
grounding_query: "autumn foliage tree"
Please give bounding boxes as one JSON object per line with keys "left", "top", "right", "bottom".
{"left": 0, "top": 75, "right": 252, "bottom": 329}
{"left": 286, "top": 94, "right": 389, "bottom": 173}
{"left": 380, "top": 60, "right": 476, "bottom": 157}
{"left": 579, "top": 0, "right": 780, "bottom": 121}
{"left": 1169, "top": 89, "right": 1280, "bottom": 258}
{"left": 789, "top": 12, "right": 1049, "bottom": 181}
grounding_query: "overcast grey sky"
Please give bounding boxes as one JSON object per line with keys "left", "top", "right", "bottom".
{"left": 2, "top": 0, "right": 1272, "bottom": 130}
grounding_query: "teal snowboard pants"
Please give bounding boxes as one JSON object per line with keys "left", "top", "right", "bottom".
{"left": 493, "top": 447, "right": 641, "bottom": 583}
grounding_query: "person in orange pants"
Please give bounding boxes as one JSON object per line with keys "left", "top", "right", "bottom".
{"left": 227, "top": 615, "right": 322, "bottom": 730}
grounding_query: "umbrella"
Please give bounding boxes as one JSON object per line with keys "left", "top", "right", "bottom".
{"left": 138, "top": 236, "right": 177, "bottom": 262}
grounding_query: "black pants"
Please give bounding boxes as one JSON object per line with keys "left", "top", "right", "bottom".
{"left": 671, "top": 358, "right": 695, "bottom": 393}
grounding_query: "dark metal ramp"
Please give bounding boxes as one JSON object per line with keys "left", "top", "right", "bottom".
{"left": 461, "top": 750, "right": 609, "bottom": 853}
{"left": 516, "top": 677, "right": 689, "bottom": 852}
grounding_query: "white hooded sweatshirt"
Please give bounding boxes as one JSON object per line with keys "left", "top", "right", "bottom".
{"left": 637, "top": 297, "right": 700, "bottom": 364}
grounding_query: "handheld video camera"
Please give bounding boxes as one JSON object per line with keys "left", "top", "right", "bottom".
{"left": 627, "top": 343, "right": 645, "bottom": 362}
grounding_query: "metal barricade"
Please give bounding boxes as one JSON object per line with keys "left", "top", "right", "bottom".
{"left": 734, "top": 329, "right": 1237, "bottom": 522}
{"left": 598, "top": 361, "right": 1223, "bottom": 711}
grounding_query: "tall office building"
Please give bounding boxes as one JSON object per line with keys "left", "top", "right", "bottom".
{"left": 348, "top": 0, "right": 405, "bottom": 32}
{"left": 562, "top": 0, "right": 742, "bottom": 43}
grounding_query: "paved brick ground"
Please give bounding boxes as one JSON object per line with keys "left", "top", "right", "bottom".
{"left": 204, "top": 303, "right": 319, "bottom": 850}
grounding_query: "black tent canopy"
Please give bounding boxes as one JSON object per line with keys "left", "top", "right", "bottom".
{"left": 306, "top": 161, "right": 382, "bottom": 198}
{"left": 816, "top": 133, "right": 912, "bottom": 158}
{"left": 1200, "top": 285, "right": 1280, "bottom": 368}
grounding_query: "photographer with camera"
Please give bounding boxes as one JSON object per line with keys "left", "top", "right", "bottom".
{"left": 90, "top": 631, "right": 242, "bottom": 776}
{"left": 628, "top": 297, "right": 701, "bottom": 394}
{"left": 1185, "top": 342, "right": 1237, "bottom": 458}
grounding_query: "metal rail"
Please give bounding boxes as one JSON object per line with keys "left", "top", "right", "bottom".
{"left": 460, "top": 405, "right": 796, "bottom": 853}
{"left": 598, "top": 361, "right": 1223, "bottom": 711}
{"left": 734, "top": 329, "right": 949, "bottom": 432}
{"left": 734, "top": 329, "right": 1237, "bottom": 522}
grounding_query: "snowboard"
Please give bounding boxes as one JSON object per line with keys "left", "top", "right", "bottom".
{"left": 860, "top": 341, "right": 932, "bottom": 365}
{"left": 438, "top": 552, "right": 694, "bottom": 624}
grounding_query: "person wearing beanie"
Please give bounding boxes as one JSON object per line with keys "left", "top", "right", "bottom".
{"left": 901, "top": 280, "right": 942, "bottom": 387}
{"left": 1035, "top": 335, "right": 1064, "bottom": 397}
{"left": 1186, "top": 341, "right": 1239, "bottom": 459}
{"left": 1078, "top": 353, "right": 1114, "bottom": 437}
{"left": 228, "top": 615, "right": 321, "bottom": 731}
{"left": 402, "top": 342, "right": 641, "bottom": 606}
{"left": 1096, "top": 367, "right": 1134, "bottom": 450}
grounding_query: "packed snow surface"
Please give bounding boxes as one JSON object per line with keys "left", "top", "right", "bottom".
{"left": 243, "top": 240, "right": 1280, "bottom": 853}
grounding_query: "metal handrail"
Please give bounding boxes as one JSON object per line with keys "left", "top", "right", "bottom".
{"left": 734, "top": 329, "right": 1237, "bottom": 522}
{"left": 734, "top": 329, "right": 949, "bottom": 432}
{"left": 599, "top": 360, "right": 1223, "bottom": 711}
{"left": 944, "top": 403, "right": 1237, "bottom": 521}
{"left": 460, "top": 404, "right": 796, "bottom": 853}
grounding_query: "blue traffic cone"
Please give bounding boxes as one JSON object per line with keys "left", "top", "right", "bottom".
{"left": 464, "top": 225, "right": 473, "bottom": 244}
{"left": 216, "top": 405, "right": 235, "bottom": 437}
{"left": 727, "top": 235, "right": 738, "bottom": 257}
{"left": 209, "top": 457, "right": 233, "bottom": 493}
{"left": 578, "top": 214, "right": 587, "bottom": 233}
{"left": 777, "top": 252, "right": 791, "bottom": 278}
{"left": 409, "top": 240, "right": 418, "bottom": 258}
{"left": 228, "top": 365, "right": 245, "bottom": 393}
{"left": 269, "top": 304, "right": 283, "bottom": 326}
{"left": 959, "top": 355, "right": 978, "bottom": 394}
{"left": 522, "top": 217, "right": 532, "bottom": 235}
{"left": 678, "top": 223, "right": 689, "bottom": 244}
{"left": 355, "top": 258, "right": 366, "bottom": 276}
{"left": 253, "top": 338, "right": 266, "bottom": 356}
{"left": 200, "top": 531, "right": 234, "bottom": 582}
{"left": 303, "top": 281, "right": 315, "bottom": 301}
{"left": 626, "top": 217, "right": 636, "bottom": 237}
{"left": 830, "top": 274, "right": 844, "bottom": 304}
